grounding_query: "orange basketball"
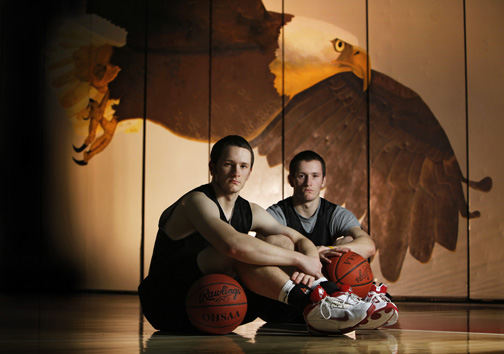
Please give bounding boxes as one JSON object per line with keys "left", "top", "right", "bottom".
{"left": 323, "top": 251, "right": 373, "bottom": 298}
{"left": 186, "top": 274, "right": 247, "bottom": 334}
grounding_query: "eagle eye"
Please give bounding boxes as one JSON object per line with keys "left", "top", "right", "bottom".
{"left": 332, "top": 39, "right": 345, "bottom": 53}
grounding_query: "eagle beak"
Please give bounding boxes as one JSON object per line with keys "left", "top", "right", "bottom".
{"left": 332, "top": 45, "right": 371, "bottom": 91}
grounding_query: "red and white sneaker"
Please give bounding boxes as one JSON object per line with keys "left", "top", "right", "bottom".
{"left": 378, "top": 284, "right": 399, "bottom": 327}
{"left": 304, "top": 285, "right": 375, "bottom": 335}
{"left": 356, "top": 283, "right": 398, "bottom": 329}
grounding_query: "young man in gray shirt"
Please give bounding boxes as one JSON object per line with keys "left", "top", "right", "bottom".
{"left": 267, "top": 150, "right": 375, "bottom": 261}
{"left": 265, "top": 150, "right": 398, "bottom": 328}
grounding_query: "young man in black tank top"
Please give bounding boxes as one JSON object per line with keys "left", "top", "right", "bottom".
{"left": 267, "top": 150, "right": 398, "bottom": 329}
{"left": 139, "top": 136, "right": 375, "bottom": 334}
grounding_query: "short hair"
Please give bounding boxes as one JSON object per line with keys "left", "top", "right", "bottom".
{"left": 289, "top": 150, "right": 326, "bottom": 176}
{"left": 210, "top": 135, "right": 254, "bottom": 168}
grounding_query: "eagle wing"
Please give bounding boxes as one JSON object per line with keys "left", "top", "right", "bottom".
{"left": 252, "top": 70, "right": 468, "bottom": 281}
{"left": 91, "top": 0, "right": 290, "bottom": 142}
{"left": 368, "top": 70, "right": 466, "bottom": 281}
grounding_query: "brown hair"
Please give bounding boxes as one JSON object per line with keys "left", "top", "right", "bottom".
{"left": 289, "top": 150, "right": 326, "bottom": 176}
{"left": 210, "top": 135, "right": 254, "bottom": 168}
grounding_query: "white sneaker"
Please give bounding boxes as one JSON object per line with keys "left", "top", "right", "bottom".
{"left": 378, "top": 284, "right": 399, "bottom": 327}
{"left": 356, "top": 283, "right": 398, "bottom": 329}
{"left": 304, "top": 285, "right": 375, "bottom": 335}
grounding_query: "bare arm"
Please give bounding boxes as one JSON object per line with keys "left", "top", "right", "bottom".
{"left": 318, "top": 226, "right": 376, "bottom": 263}
{"left": 251, "top": 203, "right": 323, "bottom": 284}
{"left": 251, "top": 203, "right": 319, "bottom": 259}
{"left": 182, "top": 192, "right": 322, "bottom": 277}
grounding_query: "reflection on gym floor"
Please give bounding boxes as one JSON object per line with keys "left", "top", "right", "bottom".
{"left": 1, "top": 293, "right": 503, "bottom": 353}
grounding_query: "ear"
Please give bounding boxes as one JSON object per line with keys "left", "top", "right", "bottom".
{"left": 321, "top": 175, "right": 327, "bottom": 189}
{"left": 288, "top": 174, "right": 295, "bottom": 187}
{"left": 209, "top": 161, "right": 215, "bottom": 176}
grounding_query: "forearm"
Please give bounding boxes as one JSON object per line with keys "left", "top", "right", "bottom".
{"left": 227, "top": 232, "right": 304, "bottom": 268}
{"left": 333, "top": 233, "right": 376, "bottom": 259}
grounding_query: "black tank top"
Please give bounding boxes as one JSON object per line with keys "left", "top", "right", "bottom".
{"left": 148, "top": 184, "right": 252, "bottom": 278}
{"left": 278, "top": 197, "right": 336, "bottom": 246}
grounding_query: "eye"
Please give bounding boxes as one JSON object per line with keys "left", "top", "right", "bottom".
{"left": 332, "top": 38, "right": 345, "bottom": 53}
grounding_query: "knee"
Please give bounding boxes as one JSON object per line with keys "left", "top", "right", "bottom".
{"left": 262, "top": 234, "right": 294, "bottom": 250}
{"left": 197, "top": 246, "right": 236, "bottom": 277}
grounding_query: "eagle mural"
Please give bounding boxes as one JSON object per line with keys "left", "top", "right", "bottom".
{"left": 49, "top": 0, "right": 288, "bottom": 165}
{"left": 47, "top": 0, "right": 492, "bottom": 281}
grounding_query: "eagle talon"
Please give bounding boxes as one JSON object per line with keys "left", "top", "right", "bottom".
{"left": 72, "top": 157, "right": 88, "bottom": 166}
{"left": 463, "top": 176, "right": 492, "bottom": 192}
{"left": 73, "top": 143, "right": 87, "bottom": 153}
{"left": 468, "top": 210, "right": 481, "bottom": 219}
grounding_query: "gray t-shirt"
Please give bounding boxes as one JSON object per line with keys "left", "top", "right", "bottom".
{"left": 267, "top": 200, "right": 360, "bottom": 238}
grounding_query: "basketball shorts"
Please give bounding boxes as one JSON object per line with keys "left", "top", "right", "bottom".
{"left": 138, "top": 248, "right": 203, "bottom": 332}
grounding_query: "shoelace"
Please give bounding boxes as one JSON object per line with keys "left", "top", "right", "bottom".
{"left": 319, "top": 297, "right": 335, "bottom": 319}
{"left": 366, "top": 291, "right": 396, "bottom": 312}
{"left": 347, "top": 292, "right": 362, "bottom": 304}
{"left": 319, "top": 292, "right": 361, "bottom": 320}
{"left": 378, "top": 293, "right": 391, "bottom": 303}
{"left": 365, "top": 291, "right": 379, "bottom": 302}
{"left": 368, "top": 289, "right": 391, "bottom": 303}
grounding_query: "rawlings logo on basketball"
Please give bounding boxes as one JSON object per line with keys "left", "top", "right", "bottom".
{"left": 187, "top": 274, "right": 248, "bottom": 334}
{"left": 355, "top": 269, "right": 371, "bottom": 283}
{"left": 343, "top": 254, "right": 358, "bottom": 265}
{"left": 199, "top": 285, "right": 241, "bottom": 303}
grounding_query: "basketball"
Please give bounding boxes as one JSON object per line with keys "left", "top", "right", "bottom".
{"left": 186, "top": 273, "right": 248, "bottom": 334}
{"left": 323, "top": 251, "right": 374, "bottom": 298}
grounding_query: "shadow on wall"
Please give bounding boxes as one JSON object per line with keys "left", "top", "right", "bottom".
{"left": 0, "top": 1, "right": 82, "bottom": 292}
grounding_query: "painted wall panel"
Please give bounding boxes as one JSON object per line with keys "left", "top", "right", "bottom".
{"left": 466, "top": 0, "right": 504, "bottom": 300}
{"left": 70, "top": 122, "right": 142, "bottom": 290}
{"left": 45, "top": 7, "right": 144, "bottom": 290}
{"left": 143, "top": 1, "right": 211, "bottom": 276}
{"left": 210, "top": 1, "right": 284, "bottom": 208}
{"left": 45, "top": 94, "right": 143, "bottom": 291}
{"left": 368, "top": 0, "right": 468, "bottom": 297}
{"left": 144, "top": 127, "right": 209, "bottom": 278}
{"left": 243, "top": 0, "right": 284, "bottom": 208}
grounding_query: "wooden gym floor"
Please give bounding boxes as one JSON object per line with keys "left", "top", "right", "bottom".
{"left": 1, "top": 293, "right": 503, "bottom": 353}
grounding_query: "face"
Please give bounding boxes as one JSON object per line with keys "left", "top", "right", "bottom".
{"left": 211, "top": 146, "right": 253, "bottom": 195}
{"left": 289, "top": 160, "right": 326, "bottom": 203}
